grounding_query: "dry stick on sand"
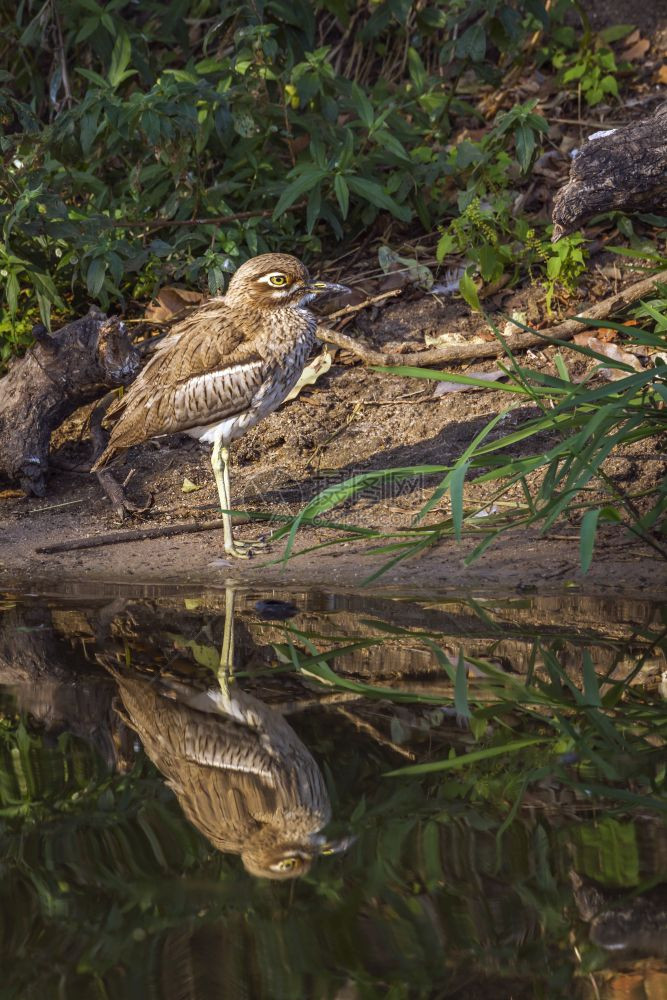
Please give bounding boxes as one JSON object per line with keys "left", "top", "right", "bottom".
{"left": 319, "top": 269, "right": 667, "bottom": 367}
{"left": 35, "top": 518, "right": 240, "bottom": 554}
{"left": 36, "top": 269, "right": 666, "bottom": 556}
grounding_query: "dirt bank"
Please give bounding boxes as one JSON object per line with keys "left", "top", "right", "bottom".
{"left": 1, "top": 286, "right": 664, "bottom": 598}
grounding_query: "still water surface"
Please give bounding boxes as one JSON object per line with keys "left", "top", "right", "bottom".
{"left": 1, "top": 585, "right": 665, "bottom": 999}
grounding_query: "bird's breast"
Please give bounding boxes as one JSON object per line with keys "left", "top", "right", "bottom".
{"left": 187, "top": 311, "right": 316, "bottom": 445}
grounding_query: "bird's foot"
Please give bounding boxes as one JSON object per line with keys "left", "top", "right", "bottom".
{"left": 224, "top": 535, "right": 270, "bottom": 560}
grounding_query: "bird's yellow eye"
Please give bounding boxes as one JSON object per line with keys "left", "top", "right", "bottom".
{"left": 275, "top": 857, "right": 297, "bottom": 871}
{"left": 268, "top": 273, "right": 289, "bottom": 287}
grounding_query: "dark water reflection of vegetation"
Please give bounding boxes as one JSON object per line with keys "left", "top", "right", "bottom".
{"left": 0, "top": 585, "right": 665, "bottom": 1000}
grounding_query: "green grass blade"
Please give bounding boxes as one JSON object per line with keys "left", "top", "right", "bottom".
{"left": 450, "top": 461, "right": 469, "bottom": 540}
{"left": 582, "top": 650, "right": 602, "bottom": 707}
{"left": 454, "top": 648, "right": 470, "bottom": 719}
{"left": 580, "top": 508, "right": 601, "bottom": 574}
{"left": 385, "top": 738, "right": 548, "bottom": 777}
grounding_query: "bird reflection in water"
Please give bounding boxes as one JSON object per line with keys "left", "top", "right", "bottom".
{"left": 109, "top": 588, "right": 353, "bottom": 879}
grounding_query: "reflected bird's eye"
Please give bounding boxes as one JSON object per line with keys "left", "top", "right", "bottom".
{"left": 274, "top": 857, "right": 297, "bottom": 871}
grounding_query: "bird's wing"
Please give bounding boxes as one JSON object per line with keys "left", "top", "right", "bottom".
{"left": 111, "top": 672, "right": 294, "bottom": 849}
{"left": 94, "top": 301, "right": 267, "bottom": 462}
{"left": 113, "top": 672, "right": 280, "bottom": 777}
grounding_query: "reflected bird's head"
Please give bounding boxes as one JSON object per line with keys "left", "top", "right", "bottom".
{"left": 242, "top": 833, "right": 356, "bottom": 881}
{"left": 224, "top": 252, "right": 349, "bottom": 310}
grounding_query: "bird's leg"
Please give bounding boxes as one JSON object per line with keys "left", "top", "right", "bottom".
{"left": 217, "top": 585, "right": 235, "bottom": 700}
{"left": 210, "top": 439, "right": 269, "bottom": 559}
{"left": 211, "top": 439, "right": 246, "bottom": 558}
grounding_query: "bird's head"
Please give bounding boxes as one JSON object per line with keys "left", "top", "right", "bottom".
{"left": 225, "top": 252, "right": 348, "bottom": 310}
{"left": 241, "top": 833, "right": 356, "bottom": 881}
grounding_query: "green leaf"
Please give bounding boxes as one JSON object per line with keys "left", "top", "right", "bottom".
{"left": 478, "top": 244, "right": 501, "bottom": 282}
{"left": 31, "top": 270, "right": 64, "bottom": 310}
{"left": 456, "top": 23, "right": 486, "bottom": 62}
{"left": 337, "top": 128, "right": 355, "bottom": 170}
{"left": 599, "top": 23, "right": 635, "bottom": 42}
{"left": 407, "top": 47, "right": 427, "bottom": 90}
{"left": 75, "top": 67, "right": 109, "bottom": 88}
{"left": 375, "top": 129, "right": 409, "bottom": 161}
{"left": 350, "top": 82, "right": 374, "bottom": 129}
{"left": 546, "top": 255, "right": 562, "bottom": 279}
{"left": 514, "top": 123, "right": 535, "bottom": 172}
{"left": 80, "top": 111, "right": 99, "bottom": 155}
{"left": 436, "top": 231, "right": 456, "bottom": 261}
{"left": 563, "top": 63, "right": 586, "bottom": 83}
{"left": 35, "top": 291, "right": 52, "bottom": 329}
{"left": 601, "top": 74, "right": 619, "bottom": 97}
{"left": 458, "top": 270, "right": 481, "bottom": 312}
{"left": 334, "top": 174, "right": 349, "bottom": 219}
{"left": 108, "top": 31, "right": 134, "bottom": 89}
{"left": 273, "top": 168, "right": 326, "bottom": 219}
{"left": 5, "top": 272, "right": 19, "bottom": 315}
{"left": 346, "top": 176, "right": 411, "bottom": 221}
{"left": 579, "top": 507, "right": 600, "bottom": 574}
{"left": 86, "top": 258, "right": 107, "bottom": 297}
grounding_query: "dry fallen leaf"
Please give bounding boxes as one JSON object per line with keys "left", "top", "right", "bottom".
{"left": 621, "top": 37, "right": 650, "bottom": 61}
{"left": 284, "top": 350, "right": 332, "bottom": 401}
{"left": 657, "top": 64, "right": 667, "bottom": 85}
{"left": 181, "top": 477, "right": 202, "bottom": 493}
{"left": 595, "top": 328, "right": 618, "bottom": 343}
{"left": 502, "top": 311, "right": 529, "bottom": 338}
{"left": 573, "top": 334, "right": 643, "bottom": 379}
{"left": 0, "top": 489, "right": 25, "bottom": 499}
{"left": 145, "top": 286, "right": 204, "bottom": 322}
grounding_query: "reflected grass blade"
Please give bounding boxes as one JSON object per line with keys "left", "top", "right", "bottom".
{"left": 385, "top": 738, "right": 548, "bottom": 776}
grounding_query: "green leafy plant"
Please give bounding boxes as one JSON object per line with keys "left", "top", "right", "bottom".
{"left": 550, "top": 21, "right": 634, "bottom": 107}
{"left": 434, "top": 102, "right": 550, "bottom": 298}
{"left": 0, "top": 0, "right": 564, "bottom": 354}
{"left": 543, "top": 233, "right": 587, "bottom": 313}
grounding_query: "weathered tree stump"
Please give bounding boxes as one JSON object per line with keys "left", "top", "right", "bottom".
{"left": 0, "top": 309, "right": 140, "bottom": 496}
{"left": 552, "top": 103, "right": 667, "bottom": 240}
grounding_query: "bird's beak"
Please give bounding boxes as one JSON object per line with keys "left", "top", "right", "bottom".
{"left": 306, "top": 280, "right": 351, "bottom": 297}
{"left": 318, "top": 834, "right": 357, "bottom": 855}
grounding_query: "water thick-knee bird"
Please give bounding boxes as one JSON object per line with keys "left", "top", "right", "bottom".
{"left": 92, "top": 253, "right": 348, "bottom": 557}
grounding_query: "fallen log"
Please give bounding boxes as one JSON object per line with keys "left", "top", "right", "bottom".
{"left": 552, "top": 103, "right": 667, "bottom": 241}
{"left": 0, "top": 309, "right": 140, "bottom": 496}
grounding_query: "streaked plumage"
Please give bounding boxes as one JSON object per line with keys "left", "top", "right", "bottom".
{"left": 92, "top": 253, "right": 348, "bottom": 557}
{"left": 110, "top": 669, "right": 349, "bottom": 879}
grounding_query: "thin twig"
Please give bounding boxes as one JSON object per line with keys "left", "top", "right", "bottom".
{"left": 334, "top": 706, "right": 417, "bottom": 760}
{"left": 326, "top": 288, "right": 402, "bottom": 320}
{"left": 28, "top": 498, "right": 86, "bottom": 514}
